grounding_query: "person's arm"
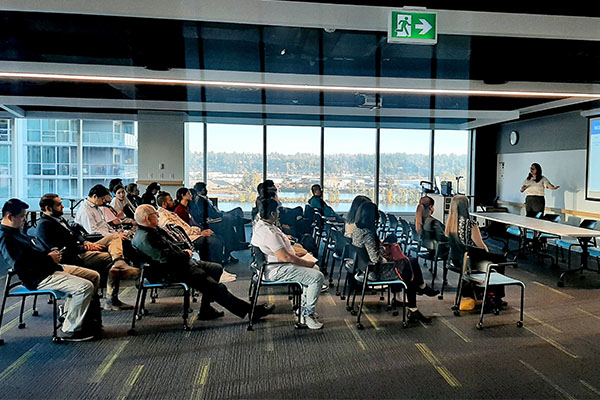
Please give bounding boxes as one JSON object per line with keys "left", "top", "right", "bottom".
{"left": 273, "top": 248, "right": 314, "bottom": 268}
{"left": 433, "top": 219, "right": 448, "bottom": 242}
{"left": 543, "top": 177, "right": 560, "bottom": 190}
{"left": 520, "top": 179, "right": 530, "bottom": 193}
{"left": 471, "top": 224, "right": 489, "bottom": 252}
{"left": 362, "top": 232, "right": 383, "bottom": 264}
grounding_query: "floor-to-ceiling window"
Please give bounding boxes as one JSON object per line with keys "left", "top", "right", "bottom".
{"left": 206, "top": 123, "right": 263, "bottom": 211}
{"left": 379, "top": 129, "right": 431, "bottom": 212}
{"left": 267, "top": 125, "right": 320, "bottom": 208}
{"left": 0, "top": 119, "right": 12, "bottom": 203}
{"left": 433, "top": 130, "right": 469, "bottom": 195}
{"left": 324, "top": 127, "right": 376, "bottom": 213}
{"left": 186, "top": 123, "right": 204, "bottom": 187}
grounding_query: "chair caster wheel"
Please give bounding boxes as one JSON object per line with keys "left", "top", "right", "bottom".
{"left": 392, "top": 311, "right": 399, "bottom": 317}
{"left": 183, "top": 326, "right": 191, "bottom": 331}
{"left": 379, "top": 296, "right": 385, "bottom": 301}
{"left": 402, "top": 322, "right": 408, "bottom": 328}
{"left": 52, "top": 337, "right": 63, "bottom": 343}
{"left": 453, "top": 310, "right": 460, "bottom": 316}
{"left": 493, "top": 309, "right": 500, "bottom": 316}
{"left": 451, "top": 305, "right": 459, "bottom": 311}
{"left": 346, "top": 306, "right": 352, "bottom": 312}
{"left": 329, "top": 283, "right": 334, "bottom": 288}
{"left": 356, "top": 323, "right": 364, "bottom": 330}
{"left": 350, "top": 310, "right": 357, "bottom": 316}
{"left": 294, "top": 323, "right": 305, "bottom": 329}
{"left": 127, "top": 329, "right": 137, "bottom": 336}
{"left": 438, "top": 295, "right": 444, "bottom": 300}
{"left": 517, "top": 321, "right": 523, "bottom": 328}
{"left": 18, "top": 323, "right": 26, "bottom": 329}
{"left": 476, "top": 323, "right": 483, "bottom": 330}
{"left": 135, "top": 314, "right": 142, "bottom": 321}
{"left": 32, "top": 311, "right": 39, "bottom": 317}
{"left": 557, "top": 281, "right": 564, "bottom": 287}
{"left": 192, "top": 298, "right": 198, "bottom": 303}
{"left": 340, "top": 296, "right": 346, "bottom": 301}
{"left": 142, "top": 309, "right": 149, "bottom": 316}
{"left": 386, "top": 305, "right": 392, "bottom": 311}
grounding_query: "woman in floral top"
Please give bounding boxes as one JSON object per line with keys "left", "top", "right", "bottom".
{"left": 351, "top": 201, "right": 438, "bottom": 324}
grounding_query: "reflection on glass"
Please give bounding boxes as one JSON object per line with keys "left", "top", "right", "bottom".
{"left": 433, "top": 130, "right": 469, "bottom": 194}
{"left": 206, "top": 124, "right": 263, "bottom": 211}
{"left": 267, "top": 126, "right": 320, "bottom": 208}
{"left": 324, "top": 127, "right": 376, "bottom": 213}
{"left": 380, "top": 129, "right": 431, "bottom": 211}
{"left": 186, "top": 122, "right": 204, "bottom": 186}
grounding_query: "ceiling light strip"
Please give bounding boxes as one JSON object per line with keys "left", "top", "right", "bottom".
{"left": 1, "top": 71, "right": 600, "bottom": 99}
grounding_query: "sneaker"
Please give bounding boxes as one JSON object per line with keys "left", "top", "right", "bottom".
{"left": 104, "top": 298, "right": 134, "bottom": 311}
{"left": 251, "top": 303, "right": 275, "bottom": 321}
{"left": 198, "top": 306, "right": 225, "bottom": 320}
{"left": 407, "top": 309, "right": 432, "bottom": 323}
{"left": 416, "top": 285, "right": 440, "bottom": 297}
{"left": 295, "top": 309, "right": 319, "bottom": 318}
{"left": 321, "top": 284, "right": 329, "bottom": 293}
{"left": 60, "top": 331, "right": 95, "bottom": 342}
{"left": 302, "top": 314, "right": 324, "bottom": 330}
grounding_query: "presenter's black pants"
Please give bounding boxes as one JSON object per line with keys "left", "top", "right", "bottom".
{"left": 525, "top": 195, "right": 545, "bottom": 218}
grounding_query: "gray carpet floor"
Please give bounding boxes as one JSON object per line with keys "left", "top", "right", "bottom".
{"left": 1, "top": 240, "right": 600, "bottom": 399}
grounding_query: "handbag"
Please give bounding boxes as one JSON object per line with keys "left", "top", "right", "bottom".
{"left": 367, "top": 262, "right": 403, "bottom": 281}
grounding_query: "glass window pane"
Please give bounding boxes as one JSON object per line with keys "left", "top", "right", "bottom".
{"left": 380, "top": 129, "right": 431, "bottom": 211}
{"left": 267, "top": 126, "right": 320, "bottom": 208}
{"left": 27, "top": 130, "right": 41, "bottom": 142}
{"left": 433, "top": 130, "right": 469, "bottom": 194}
{"left": 206, "top": 124, "right": 263, "bottom": 212}
{"left": 27, "top": 146, "right": 41, "bottom": 162}
{"left": 42, "top": 147, "right": 56, "bottom": 163}
{"left": 186, "top": 122, "right": 204, "bottom": 186}
{"left": 324, "top": 128, "right": 376, "bottom": 213}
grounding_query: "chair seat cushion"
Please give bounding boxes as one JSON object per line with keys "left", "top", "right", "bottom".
{"left": 466, "top": 272, "right": 524, "bottom": 287}
{"left": 10, "top": 286, "right": 67, "bottom": 299}
{"left": 354, "top": 273, "right": 407, "bottom": 289}
{"left": 506, "top": 227, "right": 521, "bottom": 237}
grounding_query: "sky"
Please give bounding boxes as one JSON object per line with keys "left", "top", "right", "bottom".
{"left": 187, "top": 123, "right": 468, "bottom": 155}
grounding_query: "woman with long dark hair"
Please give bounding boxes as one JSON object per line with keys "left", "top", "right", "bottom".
{"left": 351, "top": 201, "right": 438, "bottom": 323}
{"left": 415, "top": 195, "right": 448, "bottom": 257}
{"left": 520, "top": 163, "right": 559, "bottom": 217}
{"left": 344, "top": 195, "right": 371, "bottom": 238}
{"left": 141, "top": 182, "right": 161, "bottom": 208}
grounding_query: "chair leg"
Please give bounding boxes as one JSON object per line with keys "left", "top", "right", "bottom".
{"left": 247, "top": 275, "right": 262, "bottom": 331}
{"left": 182, "top": 287, "right": 190, "bottom": 331}
{"left": 18, "top": 297, "right": 26, "bottom": 329}
{"left": 32, "top": 295, "right": 39, "bottom": 316}
{"left": 401, "top": 289, "right": 407, "bottom": 327}
{"left": 356, "top": 271, "right": 370, "bottom": 329}
{"left": 129, "top": 282, "right": 144, "bottom": 332}
{"left": 440, "top": 263, "right": 448, "bottom": 300}
{"left": 518, "top": 284, "right": 525, "bottom": 327}
{"left": 0, "top": 284, "right": 10, "bottom": 345}
{"left": 431, "top": 260, "right": 438, "bottom": 289}
{"left": 51, "top": 295, "right": 60, "bottom": 343}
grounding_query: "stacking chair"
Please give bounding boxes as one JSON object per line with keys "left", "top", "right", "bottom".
{"left": 417, "top": 241, "right": 450, "bottom": 291}
{"left": 378, "top": 210, "right": 388, "bottom": 239}
{"left": 551, "top": 219, "right": 598, "bottom": 270}
{"left": 0, "top": 268, "right": 67, "bottom": 344}
{"left": 386, "top": 214, "right": 403, "bottom": 238}
{"left": 350, "top": 245, "right": 407, "bottom": 330}
{"left": 128, "top": 257, "right": 192, "bottom": 335}
{"left": 397, "top": 217, "right": 412, "bottom": 252}
{"left": 330, "top": 230, "right": 351, "bottom": 296}
{"left": 453, "top": 246, "right": 524, "bottom": 330}
{"left": 248, "top": 246, "right": 303, "bottom": 330}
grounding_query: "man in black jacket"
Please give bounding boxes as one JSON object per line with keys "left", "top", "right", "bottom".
{"left": 0, "top": 199, "right": 100, "bottom": 341}
{"left": 132, "top": 204, "right": 273, "bottom": 321}
{"left": 36, "top": 193, "right": 139, "bottom": 311}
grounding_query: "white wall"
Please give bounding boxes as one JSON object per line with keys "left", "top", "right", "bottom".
{"left": 137, "top": 112, "right": 186, "bottom": 194}
{"left": 497, "top": 149, "right": 600, "bottom": 219}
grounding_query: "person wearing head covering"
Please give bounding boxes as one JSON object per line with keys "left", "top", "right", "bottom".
{"left": 141, "top": 182, "right": 161, "bottom": 208}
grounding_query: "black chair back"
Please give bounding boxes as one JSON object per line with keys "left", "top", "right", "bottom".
{"left": 580, "top": 219, "right": 597, "bottom": 230}
{"left": 541, "top": 213, "right": 560, "bottom": 222}
{"left": 350, "top": 244, "right": 373, "bottom": 274}
{"left": 388, "top": 214, "right": 399, "bottom": 231}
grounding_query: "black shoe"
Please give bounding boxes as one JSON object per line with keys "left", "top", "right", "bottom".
{"left": 198, "top": 306, "right": 225, "bottom": 320}
{"left": 416, "top": 285, "right": 440, "bottom": 297}
{"left": 408, "top": 309, "right": 432, "bottom": 323}
{"left": 60, "top": 331, "right": 96, "bottom": 342}
{"left": 251, "top": 303, "right": 275, "bottom": 321}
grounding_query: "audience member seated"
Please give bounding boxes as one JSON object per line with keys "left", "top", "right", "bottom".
{"left": 251, "top": 198, "right": 325, "bottom": 330}
{"left": 76, "top": 184, "right": 132, "bottom": 237}
{"left": 111, "top": 184, "right": 136, "bottom": 219}
{"left": 351, "top": 201, "right": 438, "bottom": 323}
{"left": 0, "top": 198, "right": 101, "bottom": 341}
{"left": 108, "top": 178, "right": 124, "bottom": 195}
{"left": 344, "top": 195, "right": 371, "bottom": 238}
{"left": 141, "top": 182, "right": 160, "bottom": 208}
{"left": 132, "top": 205, "right": 274, "bottom": 321}
{"left": 445, "top": 195, "right": 506, "bottom": 307}
{"left": 415, "top": 196, "right": 448, "bottom": 255}
{"left": 37, "top": 193, "right": 139, "bottom": 311}
{"left": 126, "top": 183, "right": 142, "bottom": 208}
{"left": 308, "top": 184, "right": 344, "bottom": 222}
{"left": 157, "top": 191, "right": 229, "bottom": 265}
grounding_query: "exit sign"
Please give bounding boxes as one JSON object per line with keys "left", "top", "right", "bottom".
{"left": 388, "top": 10, "right": 437, "bottom": 45}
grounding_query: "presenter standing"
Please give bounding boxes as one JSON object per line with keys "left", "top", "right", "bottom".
{"left": 520, "top": 163, "right": 559, "bottom": 217}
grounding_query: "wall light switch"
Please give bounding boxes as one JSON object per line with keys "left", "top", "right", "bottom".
{"left": 159, "top": 163, "right": 165, "bottom": 170}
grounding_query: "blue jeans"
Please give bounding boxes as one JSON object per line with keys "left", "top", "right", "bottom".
{"left": 270, "top": 265, "right": 324, "bottom": 316}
